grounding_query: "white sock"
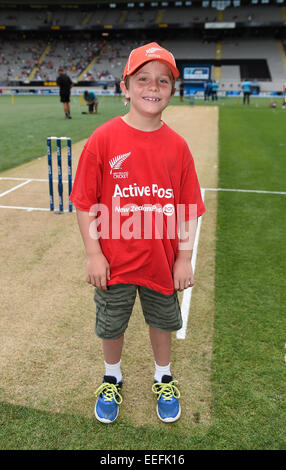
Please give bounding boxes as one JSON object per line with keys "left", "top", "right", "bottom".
{"left": 104, "top": 360, "right": 122, "bottom": 383}
{"left": 154, "top": 362, "right": 171, "bottom": 382}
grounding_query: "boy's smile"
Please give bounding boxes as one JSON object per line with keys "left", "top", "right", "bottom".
{"left": 142, "top": 97, "right": 161, "bottom": 102}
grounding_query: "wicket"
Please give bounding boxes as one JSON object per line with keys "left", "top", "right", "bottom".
{"left": 47, "top": 137, "right": 73, "bottom": 213}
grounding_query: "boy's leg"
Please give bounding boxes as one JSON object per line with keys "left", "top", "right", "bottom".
{"left": 139, "top": 287, "right": 182, "bottom": 422}
{"left": 94, "top": 335, "right": 125, "bottom": 424}
{"left": 149, "top": 326, "right": 173, "bottom": 382}
{"left": 102, "top": 335, "right": 124, "bottom": 364}
{"left": 94, "top": 284, "right": 137, "bottom": 423}
{"left": 149, "top": 326, "right": 170, "bottom": 367}
{"left": 149, "top": 326, "right": 181, "bottom": 423}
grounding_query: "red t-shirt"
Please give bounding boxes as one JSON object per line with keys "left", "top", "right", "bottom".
{"left": 70, "top": 116, "right": 206, "bottom": 294}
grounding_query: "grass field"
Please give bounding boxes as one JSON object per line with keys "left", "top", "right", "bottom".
{"left": 0, "top": 94, "right": 124, "bottom": 172}
{"left": 0, "top": 94, "right": 285, "bottom": 450}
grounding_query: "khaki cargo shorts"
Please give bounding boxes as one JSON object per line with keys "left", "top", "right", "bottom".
{"left": 94, "top": 284, "right": 182, "bottom": 340}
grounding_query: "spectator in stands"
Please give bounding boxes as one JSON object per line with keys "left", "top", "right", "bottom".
{"left": 241, "top": 79, "right": 252, "bottom": 105}
{"left": 56, "top": 66, "right": 73, "bottom": 119}
{"left": 82, "top": 90, "right": 98, "bottom": 114}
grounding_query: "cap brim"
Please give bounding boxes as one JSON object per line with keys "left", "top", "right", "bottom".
{"left": 124, "top": 58, "right": 179, "bottom": 80}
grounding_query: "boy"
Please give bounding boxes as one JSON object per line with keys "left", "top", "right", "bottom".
{"left": 70, "top": 42, "right": 206, "bottom": 424}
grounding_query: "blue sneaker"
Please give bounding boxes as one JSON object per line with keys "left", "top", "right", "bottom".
{"left": 94, "top": 375, "right": 123, "bottom": 424}
{"left": 152, "top": 375, "right": 181, "bottom": 423}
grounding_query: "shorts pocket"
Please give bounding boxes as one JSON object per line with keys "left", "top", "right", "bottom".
{"left": 93, "top": 286, "right": 135, "bottom": 339}
{"left": 94, "top": 291, "right": 109, "bottom": 339}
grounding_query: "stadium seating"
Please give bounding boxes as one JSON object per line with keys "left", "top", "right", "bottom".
{"left": 0, "top": 5, "right": 285, "bottom": 27}
{"left": 0, "top": 5, "right": 286, "bottom": 93}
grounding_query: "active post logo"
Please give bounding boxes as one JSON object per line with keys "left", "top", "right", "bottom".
{"left": 163, "top": 204, "right": 175, "bottom": 216}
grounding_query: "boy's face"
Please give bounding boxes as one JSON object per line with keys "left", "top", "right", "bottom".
{"left": 121, "top": 61, "right": 174, "bottom": 119}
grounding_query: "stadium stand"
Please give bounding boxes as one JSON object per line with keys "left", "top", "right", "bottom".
{"left": 1, "top": 5, "right": 286, "bottom": 27}
{"left": 164, "top": 39, "right": 217, "bottom": 59}
{"left": 0, "top": 36, "right": 101, "bottom": 82}
{"left": 222, "top": 6, "right": 284, "bottom": 23}
{"left": 0, "top": 3, "right": 285, "bottom": 94}
{"left": 221, "top": 39, "right": 286, "bottom": 91}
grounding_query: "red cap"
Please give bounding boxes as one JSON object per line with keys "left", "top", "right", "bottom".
{"left": 123, "top": 42, "right": 179, "bottom": 80}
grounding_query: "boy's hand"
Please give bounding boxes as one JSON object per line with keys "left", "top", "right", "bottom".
{"left": 173, "top": 253, "right": 194, "bottom": 291}
{"left": 86, "top": 253, "right": 110, "bottom": 290}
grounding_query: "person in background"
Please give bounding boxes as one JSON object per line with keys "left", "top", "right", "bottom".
{"left": 282, "top": 81, "right": 286, "bottom": 109}
{"left": 211, "top": 80, "right": 219, "bottom": 101}
{"left": 204, "top": 79, "right": 212, "bottom": 101}
{"left": 56, "top": 67, "right": 73, "bottom": 119}
{"left": 179, "top": 81, "right": 184, "bottom": 102}
{"left": 114, "top": 78, "right": 122, "bottom": 98}
{"left": 241, "top": 79, "right": 252, "bottom": 105}
{"left": 82, "top": 90, "right": 98, "bottom": 114}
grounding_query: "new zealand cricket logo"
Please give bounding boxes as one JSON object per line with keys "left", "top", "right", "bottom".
{"left": 109, "top": 152, "right": 131, "bottom": 175}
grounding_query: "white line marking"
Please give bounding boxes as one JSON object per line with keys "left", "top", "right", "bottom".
{"left": 0, "top": 205, "right": 75, "bottom": 213}
{"left": 1, "top": 180, "right": 284, "bottom": 195}
{"left": 0, "top": 179, "right": 32, "bottom": 198}
{"left": 0, "top": 205, "right": 50, "bottom": 212}
{"left": 0, "top": 177, "right": 30, "bottom": 181}
{"left": 0, "top": 177, "right": 69, "bottom": 183}
{"left": 176, "top": 189, "right": 205, "bottom": 340}
{"left": 204, "top": 187, "right": 286, "bottom": 195}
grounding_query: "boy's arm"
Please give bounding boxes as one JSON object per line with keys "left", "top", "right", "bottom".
{"left": 76, "top": 209, "right": 110, "bottom": 290}
{"left": 173, "top": 218, "right": 198, "bottom": 291}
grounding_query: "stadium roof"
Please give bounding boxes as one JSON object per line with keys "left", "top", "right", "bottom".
{"left": 0, "top": 0, "right": 284, "bottom": 8}
{"left": 0, "top": 0, "right": 139, "bottom": 4}
{"left": 0, "top": 0, "right": 216, "bottom": 8}
{"left": 0, "top": 0, "right": 283, "bottom": 6}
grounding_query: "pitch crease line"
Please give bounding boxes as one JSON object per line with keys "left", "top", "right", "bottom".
{"left": 176, "top": 188, "right": 205, "bottom": 340}
{"left": 0, "top": 179, "right": 32, "bottom": 198}
{"left": 204, "top": 187, "right": 286, "bottom": 195}
{"left": 0, "top": 205, "right": 75, "bottom": 212}
{"left": 0, "top": 177, "right": 69, "bottom": 183}
{"left": 0, "top": 180, "right": 285, "bottom": 195}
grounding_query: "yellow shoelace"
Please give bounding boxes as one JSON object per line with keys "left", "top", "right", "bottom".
{"left": 152, "top": 380, "right": 181, "bottom": 401}
{"left": 95, "top": 382, "right": 123, "bottom": 405}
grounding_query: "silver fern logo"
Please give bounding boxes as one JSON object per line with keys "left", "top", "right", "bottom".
{"left": 146, "top": 47, "right": 162, "bottom": 54}
{"left": 109, "top": 152, "right": 131, "bottom": 175}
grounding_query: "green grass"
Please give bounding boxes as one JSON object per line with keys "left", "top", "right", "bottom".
{"left": 213, "top": 192, "right": 286, "bottom": 449}
{"left": 0, "top": 96, "right": 286, "bottom": 450}
{"left": 218, "top": 103, "right": 286, "bottom": 192}
{"left": 0, "top": 95, "right": 125, "bottom": 172}
{"left": 213, "top": 101, "right": 286, "bottom": 449}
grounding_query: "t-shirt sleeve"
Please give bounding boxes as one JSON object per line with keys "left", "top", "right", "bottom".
{"left": 69, "top": 139, "right": 102, "bottom": 212}
{"left": 179, "top": 144, "right": 206, "bottom": 221}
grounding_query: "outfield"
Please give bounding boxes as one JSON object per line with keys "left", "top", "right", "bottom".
{"left": 0, "top": 95, "right": 285, "bottom": 450}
